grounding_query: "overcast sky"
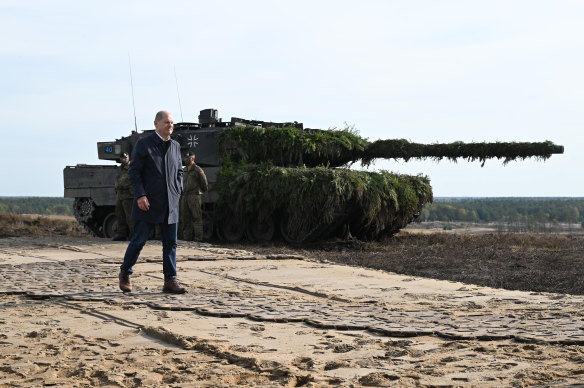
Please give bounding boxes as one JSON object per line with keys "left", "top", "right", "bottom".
{"left": 1, "top": 1, "right": 582, "bottom": 197}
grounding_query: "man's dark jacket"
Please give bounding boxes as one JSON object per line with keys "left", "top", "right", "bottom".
{"left": 129, "top": 132, "right": 183, "bottom": 224}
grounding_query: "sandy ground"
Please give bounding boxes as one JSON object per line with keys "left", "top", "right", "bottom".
{"left": 1, "top": 237, "right": 584, "bottom": 387}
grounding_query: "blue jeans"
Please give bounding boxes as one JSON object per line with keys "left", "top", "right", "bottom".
{"left": 120, "top": 220, "right": 178, "bottom": 281}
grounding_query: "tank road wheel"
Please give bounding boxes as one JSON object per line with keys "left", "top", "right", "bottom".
{"left": 218, "top": 217, "right": 245, "bottom": 242}
{"left": 102, "top": 212, "right": 118, "bottom": 239}
{"left": 203, "top": 212, "right": 214, "bottom": 241}
{"left": 279, "top": 213, "right": 313, "bottom": 244}
{"left": 246, "top": 215, "right": 275, "bottom": 242}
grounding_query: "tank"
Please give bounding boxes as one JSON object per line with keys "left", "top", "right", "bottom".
{"left": 63, "top": 108, "right": 564, "bottom": 242}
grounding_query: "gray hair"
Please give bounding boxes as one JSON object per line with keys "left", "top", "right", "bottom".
{"left": 155, "top": 110, "right": 168, "bottom": 122}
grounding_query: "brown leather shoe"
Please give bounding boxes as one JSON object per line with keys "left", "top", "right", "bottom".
{"left": 163, "top": 277, "right": 186, "bottom": 294}
{"left": 119, "top": 270, "right": 132, "bottom": 292}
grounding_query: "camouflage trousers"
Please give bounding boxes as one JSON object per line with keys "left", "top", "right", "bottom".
{"left": 115, "top": 198, "right": 134, "bottom": 237}
{"left": 182, "top": 194, "right": 203, "bottom": 241}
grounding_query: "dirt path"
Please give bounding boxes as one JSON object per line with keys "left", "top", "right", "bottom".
{"left": 1, "top": 236, "right": 583, "bottom": 387}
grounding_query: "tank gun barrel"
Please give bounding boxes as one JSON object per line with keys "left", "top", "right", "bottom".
{"left": 362, "top": 139, "right": 564, "bottom": 166}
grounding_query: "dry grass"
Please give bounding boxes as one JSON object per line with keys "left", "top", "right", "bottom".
{"left": 0, "top": 213, "right": 88, "bottom": 238}
{"left": 236, "top": 232, "right": 584, "bottom": 296}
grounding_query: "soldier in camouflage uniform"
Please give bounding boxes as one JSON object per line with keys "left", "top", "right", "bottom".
{"left": 181, "top": 152, "right": 208, "bottom": 241}
{"left": 112, "top": 153, "right": 134, "bottom": 241}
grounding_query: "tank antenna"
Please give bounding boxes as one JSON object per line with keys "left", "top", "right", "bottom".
{"left": 174, "top": 65, "right": 184, "bottom": 122}
{"left": 128, "top": 53, "right": 138, "bottom": 133}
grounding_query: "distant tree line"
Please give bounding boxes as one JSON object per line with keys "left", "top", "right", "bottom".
{"left": 420, "top": 198, "right": 583, "bottom": 226}
{"left": 0, "top": 197, "right": 74, "bottom": 216}
{"left": 2, "top": 197, "right": 584, "bottom": 227}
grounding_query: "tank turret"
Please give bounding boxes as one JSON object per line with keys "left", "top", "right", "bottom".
{"left": 63, "top": 109, "right": 563, "bottom": 242}
{"left": 217, "top": 125, "right": 563, "bottom": 167}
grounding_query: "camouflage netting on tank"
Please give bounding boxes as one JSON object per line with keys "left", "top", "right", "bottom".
{"left": 217, "top": 163, "right": 432, "bottom": 240}
{"left": 218, "top": 126, "right": 563, "bottom": 168}
{"left": 217, "top": 125, "right": 367, "bottom": 167}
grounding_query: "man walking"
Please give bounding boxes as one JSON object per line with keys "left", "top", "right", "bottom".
{"left": 118, "top": 110, "right": 186, "bottom": 294}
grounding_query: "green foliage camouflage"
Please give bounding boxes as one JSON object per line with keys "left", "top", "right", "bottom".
{"left": 217, "top": 162, "right": 432, "bottom": 240}
{"left": 362, "top": 139, "right": 563, "bottom": 166}
{"left": 217, "top": 125, "right": 367, "bottom": 167}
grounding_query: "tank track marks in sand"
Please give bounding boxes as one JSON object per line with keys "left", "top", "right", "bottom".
{"left": 44, "top": 299, "right": 298, "bottom": 382}
{"left": 0, "top": 295, "right": 300, "bottom": 387}
{"left": 1, "top": 258, "right": 584, "bottom": 345}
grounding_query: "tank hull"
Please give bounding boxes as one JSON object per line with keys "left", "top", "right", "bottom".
{"left": 216, "top": 165, "right": 433, "bottom": 242}
{"left": 63, "top": 108, "right": 562, "bottom": 242}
